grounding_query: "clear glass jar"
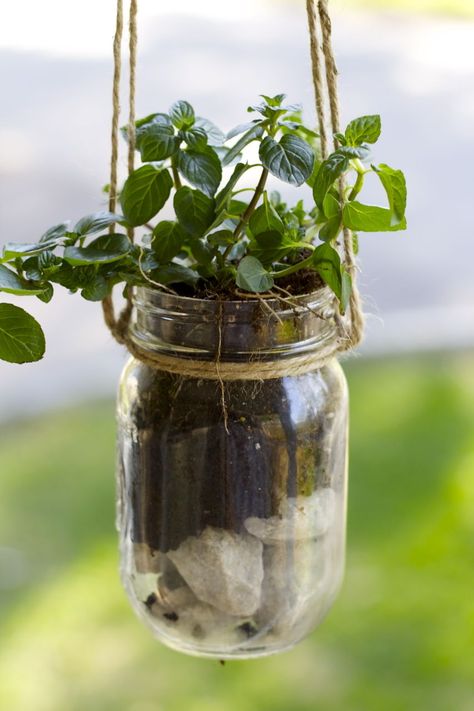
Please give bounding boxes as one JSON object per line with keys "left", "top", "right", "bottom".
{"left": 117, "top": 287, "right": 348, "bottom": 659}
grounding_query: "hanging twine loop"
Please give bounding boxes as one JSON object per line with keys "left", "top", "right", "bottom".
{"left": 101, "top": 0, "right": 138, "bottom": 345}
{"left": 102, "top": 0, "right": 364, "bottom": 373}
{"left": 306, "top": 0, "right": 364, "bottom": 349}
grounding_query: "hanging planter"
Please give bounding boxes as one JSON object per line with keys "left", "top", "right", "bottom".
{"left": 0, "top": 0, "right": 407, "bottom": 659}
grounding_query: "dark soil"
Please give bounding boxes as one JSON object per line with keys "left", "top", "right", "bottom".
{"left": 119, "top": 372, "right": 338, "bottom": 553}
{"left": 172, "top": 269, "right": 324, "bottom": 301}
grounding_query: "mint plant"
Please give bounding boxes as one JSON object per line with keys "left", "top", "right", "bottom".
{"left": 0, "top": 94, "right": 406, "bottom": 364}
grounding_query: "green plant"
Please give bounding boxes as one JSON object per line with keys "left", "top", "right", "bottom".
{"left": 0, "top": 94, "right": 406, "bottom": 364}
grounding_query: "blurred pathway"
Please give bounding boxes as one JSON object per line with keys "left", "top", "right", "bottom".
{"left": 0, "top": 4, "right": 473, "bottom": 418}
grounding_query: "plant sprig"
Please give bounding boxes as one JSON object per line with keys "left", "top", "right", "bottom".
{"left": 0, "top": 94, "right": 407, "bottom": 363}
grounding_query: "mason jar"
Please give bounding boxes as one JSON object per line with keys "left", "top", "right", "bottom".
{"left": 116, "top": 287, "right": 349, "bottom": 659}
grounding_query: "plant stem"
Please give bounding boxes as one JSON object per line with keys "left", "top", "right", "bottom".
{"left": 271, "top": 253, "right": 314, "bottom": 280}
{"left": 221, "top": 167, "right": 269, "bottom": 262}
{"left": 348, "top": 159, "right": 367, "bottom": 201}
{"left": 171, "top": 158, "right": 182, "bottom": 190}
{"left": 348, "top": 170, "right": 364, "bottom": 202}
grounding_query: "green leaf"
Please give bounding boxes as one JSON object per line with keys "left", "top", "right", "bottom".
{"left": 319, "top": 215, "right": 342, "bottom": 242}
{"left": 207, "top": 229, "right": 235, "bottom": 247}
{"left": 236, "top": 256, "right": 274, "bottom": 293}
{"left": 152, "top": 221, "right": 186, "bottom": 262}
{"left": 74, "top": 211, "right": 124, "bottom": 236}
{"left": 0, "top": 264, "right": 45, "bottom": 295}
{"left": 215, "top": 163, "right": 250, "bottom": 211}
{"left": 226, "top": 121, "right": 261, "bottom": 140}
{"left": 135, "top": 113, "right": 172, "bottom": 130}
{"left": 170, "top": 100, "right": 195, "bottom": 130}
{"left": 249, "top": 193, "right": 285, "bottom": 235}
{"left": 345, "top": 115, "right": 381, "bottom": 146}
{"left": 63, "top": 234, "right": 131, "bottom": 265}
{"left": 337, "top": 145, "right": 370, "bottom": 160}
{"left": 0, "top": 303, "right": 45, "bottom": 363}
{"left": 1, "top": 238, "right": 63, "bottom": 262}
{"left": 181, "top": 127, "right": 208, "bottom": 151}
{"left": 250, "top": 230, "right": 295, "bottom": 267}
{"left": 22, "top": 257, "right": 42, "bottom": 281}
{"left": 152, "top": 263, "right": 199, "bottom": 286}
{"left": 259, "top": 134, "right": 314, "bottom": 187}
{"left": 313, "top": 152, "right": 349, "bottom": 209}
{"left": 373, "top": 163, "right": 407, "bottom": 225}
{"left": 189, "top": 239, "right": 215, "bottom": 266}
{"left": 81, "top": 275, "right": 109, "bottom": 302}
{"left": 223, "top": 124, "right": 264, "bottom": 167}
{"left": 174, "top": 187, "right": 216, "bottom": 237}
{"left": 36, "top": 282, "right": 54, "bottom": 304}
{"left": 343, "top": 201, "right": 407, "bottom": 232}
{"left": 312, "top": 243, "right": 342, "bottom": 299}
{"left": 39, "top": 223, "right": 70, "bottom": 243}
{"left": 136, "top": 123, "right": 179, "bottom": 162}
{"left": 120, "top": 165, "right": 173, "bottom": 226}
{"left": 123, "top": 113, "right": 172, "bottom": 142}
{"left": 340, "top": 268, "right": 352, "bottom": 315}
{"left": 322, "top": 192, "right": 341, "bottom": 219}
{"left": 194, "top": 117, "right": 225, "bottom": 146}
{"left": 177, "top": 147, "right": 222, "bottom": 197}
{"left": 261, "top": 93, "right": 286, "bottom": 107}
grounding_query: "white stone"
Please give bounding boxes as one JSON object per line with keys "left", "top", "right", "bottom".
{"left": 244, "top": 488, "right": 337, "bottom": 544}
{"left": 257, "top": 537, "right": 332, "bottom": 637}
{"left": 168, "top": 526, "right": 264, "bottom": 617}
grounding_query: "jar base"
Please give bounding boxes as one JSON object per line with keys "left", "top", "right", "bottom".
{"left": 151, "top": 628, "right": 306, "bottom": 660}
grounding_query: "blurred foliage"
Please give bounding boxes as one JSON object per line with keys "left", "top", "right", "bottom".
{"left": 0, "top": 354, "right": 473, "bottom": 710}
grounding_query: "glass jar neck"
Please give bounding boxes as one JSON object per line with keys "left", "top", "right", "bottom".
{"left": 130, "top": 287, "right": 338, "bottom": 363}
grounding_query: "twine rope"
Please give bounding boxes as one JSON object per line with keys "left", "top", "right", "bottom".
{"left": 306, "top": 0, "right": 364, "bottom": 348}
{"left": 101, "top": 0, "right": 364, "bottom": 377}
{"left": 124, "top": 337, "right": 339, "bottom": 381}
{"left": 102, "top": 0, "right": 137, "bottom": 344}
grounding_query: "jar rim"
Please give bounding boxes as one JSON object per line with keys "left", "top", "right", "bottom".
{"left": 134, "top": 285, "right": 335, "bottom": 317}
{"left": 130, "top": 285, "right": 339, "bottom": 362}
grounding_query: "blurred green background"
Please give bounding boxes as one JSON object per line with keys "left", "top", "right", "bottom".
{"left": 1, "top": 354, "right": 473, "bottom": 711}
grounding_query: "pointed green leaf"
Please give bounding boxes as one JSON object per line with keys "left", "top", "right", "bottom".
{"left": 152, "top": 221, "right": 186, "bottom": 262}
{"left": 215, "top": 163, "right": 250, "bottom": 211}
{"left": 174, "top": 187, "right": 215, "bottom": 237}
{"left": 236, "top": 256, "right": 274, "bottom": 293}
{"left": 177, "top": 147, "right": 222, "bottom": 197}
{"left": 81, "top": 275, "right": 109, "bottom": 302}
{"left": 74, "top": 211, "right": 125, "bottom": 236}
{"left": 345, "top": 115, "right": 381, "bottom": 146}
{"left": 260, "top": 134, "right": 314, "bottom": 186}
{"left": 343, "top": 201, "right": 407, "bottom": 232}
{"left": 64, "top": 234, "right": 131, "bottom": 265}
{"left": 136, "top": 123, "right": 179, "bottom": 162}
{"left": 373, "top": 163, "right": 407, "bottom": 225}
{"left": 120, "top": 165, "right": 173, "bottom": 226}
{"left": 170, "top": 100, "right": 195, "bottom": 129}
{"left": 181, "top": 127, "right": 208, "bottom": 151}
{"left": 223, "top": 124, "right": 264, "bottom": 166}
{"left": 340, "top": 268, "right": 352, "bottom": 315}
{"left": 313, "top": 152, "right": 349, "bottom": 209}
{"left": 249, "top": 193, "right": 285, "bottom": 236}
{"left": 152, "top": 263, "right": 199, "bottom": 286}
{"left": 194, "top": 117, "right": 225, "bottom": 146}
{"left": 0, "top": 303, "right": 45, "bottom": 363}
{"left": 312, "top": 243, "right": 342, "bottom": 299}
{"left": 0, "top": 265, "right": 45, "bottom": 295}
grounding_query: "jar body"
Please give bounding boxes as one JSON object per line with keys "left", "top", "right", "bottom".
{"left": 116, "top": 289, "right": 348, "bottom": 659}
